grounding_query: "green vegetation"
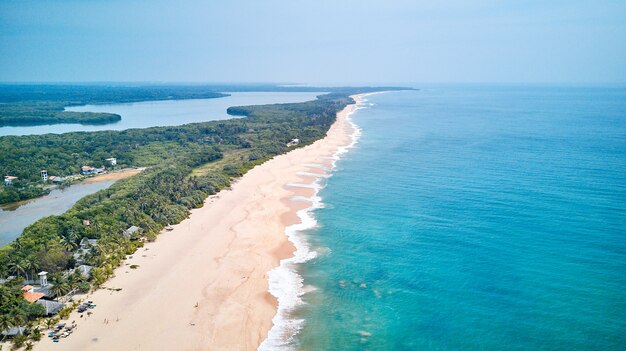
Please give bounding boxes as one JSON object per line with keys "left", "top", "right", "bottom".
{"left": 0, "top": 84, "right": 227, "bottom": 127}
{"left": 0, "top": 85, "right": 407, "bottom": 204}
{"left": 0, "top": 90, "right": 366, "bottom": 333}
{"left": 0, "top": 86, "right": 403, "bottom": 338}
{"left": 0, "top": 279, "right": 46, "bottom": 338}
{"left": 0, "top": 84, "right": 229, "bottom": 104}
{"left": 0, "top": 101, "right": 121, "bottom": 126}
{"left": 0, "top": 182, "right": 49, "bottom": 204}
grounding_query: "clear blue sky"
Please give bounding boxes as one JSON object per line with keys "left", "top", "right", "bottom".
{"left": 1, "top": 0, "right": 625, "bottom": 84}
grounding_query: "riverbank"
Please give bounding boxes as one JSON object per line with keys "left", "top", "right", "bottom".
{"left": 0, "top": 168, "right": 143, "bottom": 211}
{"left": 33, "top": 95, "right": 364, "bottom": 350}
{"left": 0, "top": 168, "right": 144, "bottom": 247}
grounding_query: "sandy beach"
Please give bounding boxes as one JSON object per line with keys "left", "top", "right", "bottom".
{"left": 34, "top": 95, "right": 364, "bottom": 351}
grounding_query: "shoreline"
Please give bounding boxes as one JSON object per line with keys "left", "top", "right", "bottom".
{"left": 33, "top": 95, "right": 367, "bottom": 351}
{"left": 259, "top": 94, "right": 367, "bottom": 349}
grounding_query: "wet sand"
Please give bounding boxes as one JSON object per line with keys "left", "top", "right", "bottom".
{"left": 34, "top": 95, "right": 363, "bottom": 351}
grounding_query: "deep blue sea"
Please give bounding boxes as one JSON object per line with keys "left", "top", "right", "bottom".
{"left": 295, "top": 86, "right": 626, "bottom": 350}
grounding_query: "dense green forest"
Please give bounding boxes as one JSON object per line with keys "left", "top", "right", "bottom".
{"left": 0, "top": 86, "right": 405, "bottom": 337}
{"left": 0, "top": 84, "right": 407, "bottom": 127}
{"left": 0, "top": 85, "right": 227, "bottom": 127}
{"left": 0, "top": 89, "right": 376, "bottom": 279}
{"left": 0, "top": 84, "right": 228, "bottom": 104}
{"left": 0, "top": 101, "right": 121, "bottom": 126}
{"left": 0, "top": 87, "right": 405, "bottom": 204}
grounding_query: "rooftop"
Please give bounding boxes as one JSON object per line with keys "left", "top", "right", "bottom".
{"left": 23, "top": 291, "right": 45, "bottom": 303}
{"left": 2, "top": 326, "right": 26, "bottom": 337}
{"left": 37, "top": 299, "right": 65, "bottom": 315}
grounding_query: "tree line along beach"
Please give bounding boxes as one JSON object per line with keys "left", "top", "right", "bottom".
{"left": 0, "top": 85, "right": 402, "bottom": 350}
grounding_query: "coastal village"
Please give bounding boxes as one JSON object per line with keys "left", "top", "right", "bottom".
{"left": 0, "top": 139, "right": 308, "bottom": 349}
{"left": 0, "top": 156, "right": 150, "bottom": 348}
{"left": 4, "top": 157, "right": 116, "bottom": 188}
{"left": 1, "top": 223, "right": 145, "bottom": 347}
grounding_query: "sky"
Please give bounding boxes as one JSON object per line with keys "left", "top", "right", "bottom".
{"left": 0, "top": 0, "right": 625, "bottom": 84}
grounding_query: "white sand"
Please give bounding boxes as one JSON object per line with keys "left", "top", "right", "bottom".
{"left": 34, "top": 95, "right": 364, "bottom": 351}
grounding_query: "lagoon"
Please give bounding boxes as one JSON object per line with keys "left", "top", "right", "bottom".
{"left": 0, "top": 180, "right": 118, "bottom": 246}
{"left": 0, "top": 92, "right": 323, "bottom": 136}
{"left": 0, "top": 91, "right": 323, "bottom": 246}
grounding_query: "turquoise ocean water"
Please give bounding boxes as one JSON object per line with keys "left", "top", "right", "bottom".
{"left": 292, "top": 87, "right": 625, "bottom": 350}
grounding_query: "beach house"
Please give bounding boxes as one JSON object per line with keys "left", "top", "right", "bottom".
{"left": 40, "top": 170, "right": 48, "bottom": 181}
{"left": 21, "top": 283, "right": 66, "bottom": 315}
{"left": 81, "top": 165, "right": 104, "bottom": 175}
{"left": 22, "top": 285, "right": 45, "bottom": 303}
{"left": 287, "top": 138, "right": 300, "bottom": 147}
{"left": 106, "top": 157, "right": 117, "bottom": 166}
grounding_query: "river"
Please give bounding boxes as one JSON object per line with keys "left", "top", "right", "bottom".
{"left": 0, "top": 91, "right": 323, "bottom": 245}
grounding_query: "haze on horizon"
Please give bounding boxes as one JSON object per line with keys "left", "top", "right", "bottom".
{"left": 1, "top": 0, "right": 625, "bottom": 85}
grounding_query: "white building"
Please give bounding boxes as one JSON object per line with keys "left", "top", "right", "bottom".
{"left": 106, "top": 157, "right": 117, "bottom": 166}
{"left": 38, "top": 271, "right": 48, "bottom": 287}
{"left": 40, "top": 170, "right": 48, "bottom": 182}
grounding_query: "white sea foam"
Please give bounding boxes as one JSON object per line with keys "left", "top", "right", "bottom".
{"left": 258, "top": 96, "right": 369, "bottom": 351}
{"left": 286, "top": 183, "right": 320, "bottom": 189}
{"left": 289, "top": 195, "right": 314, "bottom": 202}
{"left": 296, "top": 171, "right": 330, "bottom": 178}
{"left": 303, "top": 163, "right": 331, "bottom": 171}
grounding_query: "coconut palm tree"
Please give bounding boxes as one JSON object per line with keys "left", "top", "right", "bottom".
{"left": 59, "top": 235, "right": 77, "bottom": 251}
{"left": 0, "top": 314, "right": 13, "bottom": 342}
{"left": 66, "top": 272, "right": 82, "bottom": 292}
{"left": 22, "top": 259, "right": 39, "bottom": 284}
{"left": 8, "top": 260, "right": 27, "bottom": 280}
{"left": 59, "top": 228, "right": 79, "bottom": 251}
{"left": 49, "top": 282, "right": 69, "bottom": 300}
{"left": 45, "top": 318, "right": 58, "bottom": 329}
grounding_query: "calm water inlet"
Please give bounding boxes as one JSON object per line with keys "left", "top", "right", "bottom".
{"left": 0, "top": 180, "right": 117, "bottom": 246}
{"left": 0, "top": 92, "right": 323, "bottom": 136}
{"left": 1, "top": 91, "right": 324, "bottom": 245}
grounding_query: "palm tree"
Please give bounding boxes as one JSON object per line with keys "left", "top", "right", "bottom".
{"left": 59, "top": 229, "right": 79, "bottom": 251}
{"left": 8, "top": 260, "right": 27, "bottom": 280}
{"left": 59, "top": 235, "right": 77, "bottom": 251}
{"left": 22, "top": 259, "right": 39, "bottom": 284}
{"left": 45, "top": 318, "right": 58, "bottom": 329}
{"left": 0, "top": 315, "right": 13, "bottom": 342}
{"left": 49, "top": 282, "right": 69, "bottom": 300}
{"left": 66, "top": 272, "right": 81, "bottom": 292}
{"left": 10, "top": 313, "right": 25, "bottom": 335}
